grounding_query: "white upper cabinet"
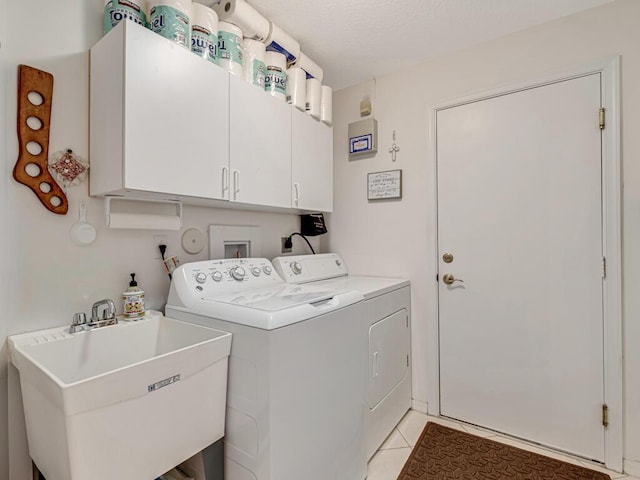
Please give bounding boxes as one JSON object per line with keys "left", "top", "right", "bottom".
{"left": 90, "top": 22, "right": 229, "bottom": 200}
{"left": 229, "top": 75, "right": 292, "bottom": 209}
{"left": 291, "top": 109, "right": 333, "bottom": 212}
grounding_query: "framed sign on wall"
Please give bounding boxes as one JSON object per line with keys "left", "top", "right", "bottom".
{"left": 367, "top": 169, "right": 402, "bottom": 200}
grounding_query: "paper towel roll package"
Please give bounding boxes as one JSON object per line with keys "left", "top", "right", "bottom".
{"left": 218, "top": 21, "right": 243, "bottom": 77}
{"left": 292, "top": 52, "right": 323, "bottom": 82}
{"left": 149, "top": 0, "right": 192, "bottom": 49}
{"left": 191, "top": 3, "right": 219, "bottom": 64}
{"left": 213, "top": 0, "right": 269, "bottom": 42}
{"left": 320, "top": 85, "right": 332, "bottom": 126}
{"left": 286, "top": 67, "right": 306, "bottom": 111}
{"left": 242, "top": 39, "right": 266, "bottom": 88}
{"left": 264, "top": 22, "right": 300, "bottom": 65}
{"left": 264, "top": 51, "right": 287, "bottom": 101}
{"left": 305, "top": 77, "right": 321, "bottom": 119}
{"left": 104, "top": 0, "right": 147, "bottom": 34}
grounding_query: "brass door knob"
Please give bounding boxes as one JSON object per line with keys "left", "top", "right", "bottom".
{"left": 442, "top": 273, "right": 464, "bottom": 285}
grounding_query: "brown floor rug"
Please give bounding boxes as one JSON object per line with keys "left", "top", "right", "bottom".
{"left": 397, "top": 422, "right": 610, "bottom": 480}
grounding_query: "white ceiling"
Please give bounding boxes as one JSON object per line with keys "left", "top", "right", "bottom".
{"left": 207, "top": 0, "right": 615, "bottom": 90}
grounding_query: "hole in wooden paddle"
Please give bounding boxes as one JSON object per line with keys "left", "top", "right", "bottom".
{"left": 25, "top": 163, "right": 41, "bottom": 177}
{"left": 50, "top": 196, "right": 62, "bottom": 207}
{"left": 26, "top": 141, "right": 42, "bottom": 156}
{"left": 39, "top": 182, "right": 52, "bottom": 193}
{"left": 27, "top": 91, "right": 44, "bottom": 106}
{"left": 26, "top": 116, "right": 43, "bottom": 131}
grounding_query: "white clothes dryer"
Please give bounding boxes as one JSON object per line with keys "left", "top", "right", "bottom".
{"left": 272, "top": 253, "right": 412, "bottom": 459}
{"left": 166, "top": 258, "right": 367, "bottom": 480}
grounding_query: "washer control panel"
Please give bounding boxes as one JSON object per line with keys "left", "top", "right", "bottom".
{"left": 177, "top": 258, "right": 281, "bottom": 295}
{"left": 272, "top": 253, "right": 348, "bottom": 284}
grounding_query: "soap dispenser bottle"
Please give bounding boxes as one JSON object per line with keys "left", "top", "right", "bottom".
{"left": 123, "top": 273, "right": 145, "bottom": 319}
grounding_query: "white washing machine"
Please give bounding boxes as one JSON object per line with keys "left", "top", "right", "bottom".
{"left": 165, "top": 258, "right": 367, "bottom": 480}
{"left": 272, "top": 253, "right": 412, "bottom": 459}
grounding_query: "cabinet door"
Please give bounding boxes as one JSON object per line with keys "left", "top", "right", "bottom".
{"left": 124, "top": 25, "right": 230, "bottom": 199}
{"left": 291, "top": 109, "right": 333, "bottom": 212}
{"left": 229, "top": 75, "right": 291, "bottom": 208}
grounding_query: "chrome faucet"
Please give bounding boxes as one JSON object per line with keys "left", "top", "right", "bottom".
{"left": 91, "top": 299, "right": 117, "bottom": 324}
{"left": 70, "top": 299, "right": 118, "bottom": 333}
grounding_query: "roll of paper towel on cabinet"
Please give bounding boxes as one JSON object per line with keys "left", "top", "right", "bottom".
{"left": 242, "top": 38, "right": 266, "bottom": 88}
{"left": 292, "top": 52, "right": 323, "bottom": 82}
{"left": 264, "top": 22, "right": 300, "bottom": 65}
{"left": 191, "top": 3, "right": 219, "bottom": 64}
{"left": 213, "top": 0, "right": 269, "bottom": 42}
{"left": 305, "top": 77, "right": 321, "bottom": 119}
{"left": 320, "top": 85, "right": 332, "bottom": 126}
{"left": 218, "top": 21, "right": 243, "bottom": 77}
{"left": 286, "top": 67, "right": 306, "bottom": 111}
{"left": 265, "top": 51, "right": 287, "bottom": 101}
{"left": 149, "top": 0, "right": 192, "bottom": 49}
{"left": 104, "top": 0, "right": 147, "bottom": 34}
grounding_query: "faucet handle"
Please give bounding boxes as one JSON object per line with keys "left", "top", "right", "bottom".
{"left": 103, "top": 299, "right": 116, "bottom": 319}
{"left": 72, "top": 312, "right": 87, "bottom": 325}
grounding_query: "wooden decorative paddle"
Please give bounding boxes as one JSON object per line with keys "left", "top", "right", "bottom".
{"left": 13, "top": 64, "right": 68, "bottom": 215}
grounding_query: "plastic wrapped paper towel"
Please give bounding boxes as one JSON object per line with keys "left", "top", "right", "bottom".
{"left": 149, "top": 0, "right": 192, "bottom": 49}
{"left": 264, "top": 22, "right": 300, "bottom": 65}
{"left": 242, "top": 38, "right": 266, "bottom": 88}
{"left": 264, "top": 51, "right": 287, "bottom": 101}
{"left": 104, "top": 0, "right": 147, "bottom": 34}
{"left": 305, "top": 77, "right": 321, "bottom": 119}
{"left": 292, "top": 51, "right": 323, "bottom": 82}
{"left": 286, "top": 67, "right": 306, "bottom": 111}
{"left": 218, "top": 21, "right": 243, "bottom": 77}
{"left": 320, "top": 85, "right": 332, "bottom": 126}
{"left": 213, "top": 0, "right": 270, "bottom": 42}
{"left": 191, "top": 3, "right": 219, "bottom": 64}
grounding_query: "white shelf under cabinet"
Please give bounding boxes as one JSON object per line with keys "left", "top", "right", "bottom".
{"left": 90, "top": 21, "right": 229, "bottom": 200}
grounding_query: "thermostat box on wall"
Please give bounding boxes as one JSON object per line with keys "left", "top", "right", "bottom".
{"left": 348, "top": 118, "right": 378, "bottom": 159}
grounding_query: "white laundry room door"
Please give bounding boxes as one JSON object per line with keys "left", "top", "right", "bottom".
{"left": 437, "top": 73, "right": 605, "bottom": 461}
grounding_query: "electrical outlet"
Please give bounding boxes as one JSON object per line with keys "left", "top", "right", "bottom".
{"left": 153, "top": 235, "right": 168, "bottom": 259}
{"left": 281, "top": 237, "right": 292, "bottom": 254}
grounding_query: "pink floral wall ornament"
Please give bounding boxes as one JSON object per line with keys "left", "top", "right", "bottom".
{"left": 48, "top": 149, "right": 89, "bottom": 188}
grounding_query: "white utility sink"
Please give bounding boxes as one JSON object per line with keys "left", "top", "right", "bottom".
{"left": 9, "top": 310, "right": 232, "bottom": 480}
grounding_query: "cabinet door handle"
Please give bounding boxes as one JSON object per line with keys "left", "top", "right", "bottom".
{"left": 222, "top": 167, "right": 229, "bottom": 198}
{"left": 294, "top": 182, "right": 300, "bottom": 206}
{"left": 233, "top": 170, "right": 240, "bottom": 200}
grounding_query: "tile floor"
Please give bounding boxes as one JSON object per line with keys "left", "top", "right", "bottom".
{"left": 367, "top": 410, "right": 638, "bottom": 480}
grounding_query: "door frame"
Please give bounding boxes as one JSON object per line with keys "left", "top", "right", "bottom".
{"left": 425, "top": 57, "right": 622, "bottom": 471}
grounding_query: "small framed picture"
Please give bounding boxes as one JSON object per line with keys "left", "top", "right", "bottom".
{"left": 367, "top": 169, "right": 402, "bottom": 200}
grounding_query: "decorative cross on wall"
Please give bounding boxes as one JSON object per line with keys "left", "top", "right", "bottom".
{"left": 389, "top": 130, "right": 400, "bottom": 161}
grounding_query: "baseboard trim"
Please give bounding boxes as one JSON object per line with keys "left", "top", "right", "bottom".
{"left": 624, "top": 458, "right": 640, "bottom": 476}
{"left": 411, "top": 399, "right": 428, "bottom": 414}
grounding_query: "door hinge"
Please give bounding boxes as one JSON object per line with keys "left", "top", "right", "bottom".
{"left": 602, "top": 256, "right": 606, "bottom": 278}
{"left": 407, "top": 355, "right": 410, "bottom": 367}
{"left": 602, "top": 403, "right": 609, "bottom": 427}
{"left": 599, "top": 108, "right": 605, "bottom": 130}
{"left": 406, "top": 316, "right": 409, "bottom": 328}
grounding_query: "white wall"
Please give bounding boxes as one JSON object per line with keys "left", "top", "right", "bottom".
{"left": 0, "top": 1, "right": 318, "bottom": 478}
{"left": 0, "top": 0, "right": 9, "bottom": 475}
{"left": 329, "top": 0, "right": 640, "bottom": 467}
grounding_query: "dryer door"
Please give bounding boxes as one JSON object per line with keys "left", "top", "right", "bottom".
{"left": 368, "top": 308, "right": 410, "bottom": 409}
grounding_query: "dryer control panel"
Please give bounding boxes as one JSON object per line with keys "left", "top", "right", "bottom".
{"left": 272, "top": 253, "right": 348, "bottom": 284}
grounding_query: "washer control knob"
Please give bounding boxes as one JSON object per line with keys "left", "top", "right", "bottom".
{"left": 291, "top": 261, "right": 302, "bottom": 275}
{"left": 230, "top": 266, "right": 246, "bottom": 281}
{"left": 195, "top": 272, "right": 207, "bottom": 284}
{"left": 211, "top": 271, "right": 223, "bottom": 282}
{"left": 262, "top": 266, "right": 272, "bottom": 275}
{"left": 251, "top": 267, "right": 261, "bottom": 277}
